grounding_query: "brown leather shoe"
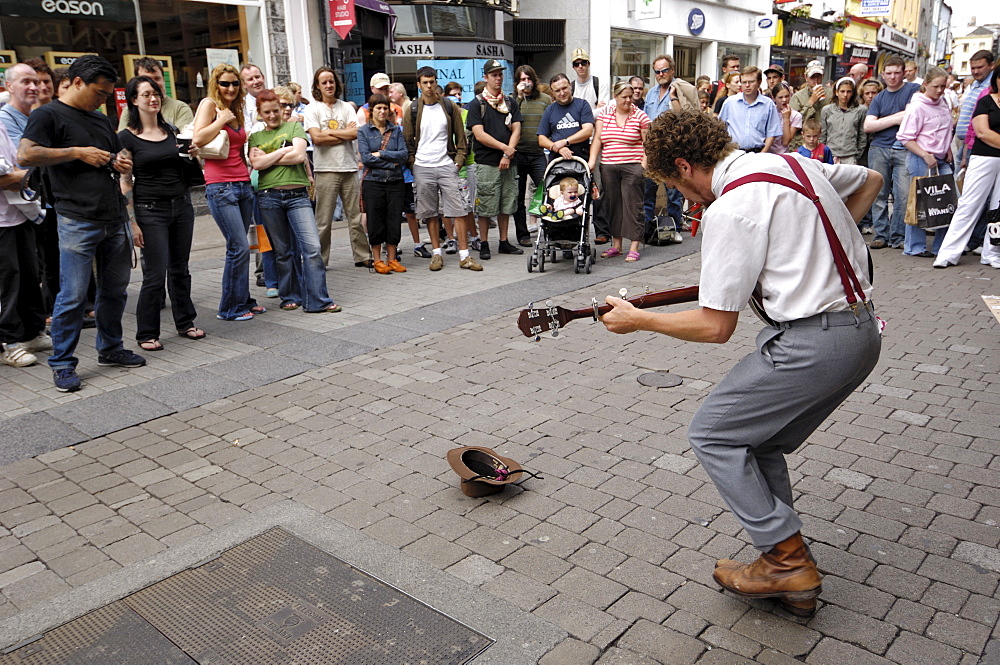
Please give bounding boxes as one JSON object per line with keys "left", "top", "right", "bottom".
{"left": 387, "top": 259, "right": 406, "bottom": 273}
{"left": 713, "top": 532, "right": 822, "bottom": 617}
{"left": 372, "top": 260, "right": 391, "bottom": 274}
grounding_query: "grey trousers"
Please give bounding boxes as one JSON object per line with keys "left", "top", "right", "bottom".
{"left": 688, "top": 308, "right": 881, "bottom": 551}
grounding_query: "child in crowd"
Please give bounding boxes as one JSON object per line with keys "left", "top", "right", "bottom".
{"left": 797, "top": 118, "right": 833, "bottom": 164}
{"left": 820, "top": 77, "right": 867, "bottom": 165}
{"left": 540, "top": 178, "right": 585, "bottom": 219}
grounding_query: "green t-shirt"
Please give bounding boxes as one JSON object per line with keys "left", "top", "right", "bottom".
{"left": 248, "top": 122, "right": 310, "bottom": 190}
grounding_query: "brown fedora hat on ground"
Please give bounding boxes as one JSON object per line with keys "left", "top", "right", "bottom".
{"left": 446, "top": 446, "right": 542, "bottom": 497}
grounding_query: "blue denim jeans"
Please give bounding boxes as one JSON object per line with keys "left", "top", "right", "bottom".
{"left": 257, "top": 188, "right": 333, "bottom": 312}
{"left": 868, "top": 146, "right": 909, "bottom": 247}
{"left": 49, "top": 216, "right": 131, "bottom": 369}
{"left": 205, "top": 181, "right": 258, "bottom": 319}
{"left": 903, "top": 153, "right": 951, "bottom": 255}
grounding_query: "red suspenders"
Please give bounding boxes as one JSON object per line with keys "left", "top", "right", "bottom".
{"left": 721, "top": 153, "right": 869, "bottom": 315}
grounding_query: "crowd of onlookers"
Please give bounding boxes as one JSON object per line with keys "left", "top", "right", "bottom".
{"left": 2, "top": 46, "right": 999, "bottom": 392}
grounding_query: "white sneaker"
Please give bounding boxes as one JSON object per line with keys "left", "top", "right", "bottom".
{"left": 2, "top": 344, "right": 37, "bottom": 367}
{"left": 21, "top": 333, "right": 53, "bottom": 353}
{"left": 973, "top": 246, "right": 983, "bottom": 255}
{"left": 670, "top": 231, "right": 684, "bottom": 244}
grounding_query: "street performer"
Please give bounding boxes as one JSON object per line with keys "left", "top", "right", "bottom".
{"left": 600, "top": 110, "right": 883, "bottom": 616}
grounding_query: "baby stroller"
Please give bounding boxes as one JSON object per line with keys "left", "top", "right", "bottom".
{"left": 528, "top": 156, "right": 597, "bottom": 274}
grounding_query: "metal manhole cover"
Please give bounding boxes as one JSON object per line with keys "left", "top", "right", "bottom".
{"left": 637, "top": 371, "right": 683, "bottom": 388}
{"left": 0, "top": 601, "right": 197, "bottom": 665}
{"left": 125, "top": 527, "right": 492, "bottom": 664}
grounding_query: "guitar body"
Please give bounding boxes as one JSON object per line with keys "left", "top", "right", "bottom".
{"left": 517, "top": 286, "right": 700, "bottom": 338}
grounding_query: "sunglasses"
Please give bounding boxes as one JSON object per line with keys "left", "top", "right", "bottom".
{"left": 280, "top": 102, "right": 295, "bottom": 108}
{"left": 573, "top": 61, "right": 589, "bottom": 67}
{"left": 217, "top": 80, "right": 239, "bottom": 88}
{"left": 653, "top": 67, "right": 672, "bottom": 75}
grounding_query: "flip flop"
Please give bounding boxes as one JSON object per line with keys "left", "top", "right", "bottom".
{"left": 177, "top": 327, "right": 206, "bottom": 340}
{"left": 139, "top": 339, "right": 163, "bottom": 351}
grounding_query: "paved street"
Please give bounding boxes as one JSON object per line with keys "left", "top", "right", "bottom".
{"left": 0, "top": 216, "right": 999, "bottom": 664}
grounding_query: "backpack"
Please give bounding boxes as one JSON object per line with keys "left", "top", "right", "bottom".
{"left": 571, "top": 77, "right": 599, "bottom": 102}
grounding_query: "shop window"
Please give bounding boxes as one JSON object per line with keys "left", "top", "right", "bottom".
{"left": 393, "top": 5, "right": 495, "bottom": 40}
{"left": 714, "top": 45, "right": 757, "bottom": 79}
{"left": 610, "top": 30, "right": 664, "bottom": 84}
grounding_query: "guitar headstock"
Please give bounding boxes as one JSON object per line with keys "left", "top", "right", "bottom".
{"left": 517, "top": 300, "right": 569, "bottom": 339}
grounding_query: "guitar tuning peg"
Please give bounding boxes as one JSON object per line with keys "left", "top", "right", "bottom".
{"left": 644, "top": 285, "right": 650, "bottom": 294}
{"left": 619, "top": 288, "right": 628, "bottom": 299}
{"left": 527, "top": 301, "right": 533, "bottom": 309}
{"left": 551, "top": 330, "right": 559, "bottom": 337}
{"left": 545, "top": 300, "right": 553, "bottom": 307}
{"left": 534, "top": 335, "right": 541, "bottom": 342}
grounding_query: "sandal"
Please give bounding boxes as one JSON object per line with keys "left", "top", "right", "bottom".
{"left": 315, "top": 303, "right": 342, "bottom": 313}
{"left": 601, "top": 247, "right": 622, "bottom": 258}
{"left": 280, "top": 302, "right": 301, "bottom": 311}
{"left": 250, "top": 305, "right": 266, "bottom": 314}
{"left": 595, "top": 236, "right": 609, "bottom": 245}
{"left": 625, "top": 250, "right": 640, "bottom": 262}
{"left": 177, "top": 327, "right": 206, "bottom": 340}
{"left": 139, "top": 339, "right": 163, "bottom": 351}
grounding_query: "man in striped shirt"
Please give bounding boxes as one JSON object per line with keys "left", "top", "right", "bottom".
{"left": 955, "top": 51, "right": 994, "bottom": 168}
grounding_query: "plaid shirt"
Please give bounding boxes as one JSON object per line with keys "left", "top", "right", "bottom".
{"left": 956, "top": 78, "right": 989, "bottom": 140}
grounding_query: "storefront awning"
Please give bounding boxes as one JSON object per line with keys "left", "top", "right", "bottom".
{"left": 354, "top": 0, "right": 397, "bottom": 47}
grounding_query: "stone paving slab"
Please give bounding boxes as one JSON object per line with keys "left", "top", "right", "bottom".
{"left": 0, "top": 243, "right": 998, "bottom": 664}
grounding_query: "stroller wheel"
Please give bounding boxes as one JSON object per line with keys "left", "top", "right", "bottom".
{"left": 538, "top": 250, "right": 545, "bottom": 273}
{"left": 527, "top": 252, "right": 534, "bottom": 273}
{"left": 585, "top": 252, "right": 593, "bottom": 273}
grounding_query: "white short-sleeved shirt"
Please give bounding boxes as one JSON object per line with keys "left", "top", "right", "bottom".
{"left": 303, "top": 99, "right": 358, "bottom": 172}
{"left": 414, "top": 103, "right": 452, "bottom": 168}
{"left": 699, "top": 150, "right": 872, "bottom": 322}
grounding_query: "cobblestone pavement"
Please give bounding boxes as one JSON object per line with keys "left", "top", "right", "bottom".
{"left": 1, "top": 227, "right": 999, "bottom": 664}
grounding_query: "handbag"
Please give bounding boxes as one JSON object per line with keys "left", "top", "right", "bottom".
{"left": 187, "top": 101, "right": 230, "bottom": 160}
{"left": 905, "top": 167, "right": 957, "bottom": 230}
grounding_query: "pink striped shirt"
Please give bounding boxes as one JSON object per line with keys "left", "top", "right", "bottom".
{"left": 597, "top": 106, "right": 650, "bottom": 164}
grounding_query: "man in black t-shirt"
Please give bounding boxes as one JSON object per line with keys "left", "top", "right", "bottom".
{"left": 18, "top": 55, "right": 146, "bottom": 393}
{"left": 465, "top": 60, "right": 524, "bottom": 260}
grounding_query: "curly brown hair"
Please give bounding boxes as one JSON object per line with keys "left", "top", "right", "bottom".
{"left": 644, "top": 110, "right": 735, "bottom": 183}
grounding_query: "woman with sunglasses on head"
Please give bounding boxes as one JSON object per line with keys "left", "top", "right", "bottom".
{"left": 118, "top": 76, "right": 206, "bottom": 351}
{"left": 193, "top": 64, "right": 264, "bottom": 322}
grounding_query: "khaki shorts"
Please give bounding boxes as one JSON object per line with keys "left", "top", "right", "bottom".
{"left": 414, "top": 163, "right": 466, "bottom": 220}
{"left": 474, "top": 163, "right": 518, "bottom": 218}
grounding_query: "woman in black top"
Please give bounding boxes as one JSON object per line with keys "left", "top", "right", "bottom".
{"left": 934, "top": 63, "right": 1000, "bottom": 269}
{"left": 119, "top": 75, "right": 205, "bottom": 350}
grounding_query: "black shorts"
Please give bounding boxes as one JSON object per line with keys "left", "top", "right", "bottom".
{"left": 403, "top": 182, "right": 415, "bottom": 215}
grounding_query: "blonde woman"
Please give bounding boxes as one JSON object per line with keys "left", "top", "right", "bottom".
{"left": 193, "top": 64, "right": 263, "bottom": 322}
{"left": 713, "top": 72, "right": 740, "bottom": 116}
{"left": 588, "top": 80, "right": 651, "bottom": 262}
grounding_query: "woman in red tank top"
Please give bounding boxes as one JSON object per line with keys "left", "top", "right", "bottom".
{"left": 193, "top": 64, "right": 264, "bottom": 321}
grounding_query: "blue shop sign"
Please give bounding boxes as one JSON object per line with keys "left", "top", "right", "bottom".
{"left": 687, "top": 9, "right": 706, "bottom": 35}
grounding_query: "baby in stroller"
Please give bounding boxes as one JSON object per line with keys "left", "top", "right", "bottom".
{"left": 540, "top": 178, "right": 584, "bottom": 220}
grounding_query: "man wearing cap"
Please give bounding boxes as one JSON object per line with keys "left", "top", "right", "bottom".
{"left": 570, "top": 48, "right": 609, "bottom": 110}
{"left": 466, "top": 60, "right": 524, "bottom": 260}
{"left": 764, "top": 65, "right": 785, "bottom": 96}
{"left": 790, "top": 61, "right": 830, "bottom": 124}
{"left": 357, "top": 73, "right": 402, "bottom": 125}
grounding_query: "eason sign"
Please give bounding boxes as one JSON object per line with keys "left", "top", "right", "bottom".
{"left": 636, "top": 0, "right": 660, "bottom": 20}
{"left": 877, "top": 23, "right": 916, "bottom": 56}
{"left": 0, "top": 0, "right": 134, "bottom": 20}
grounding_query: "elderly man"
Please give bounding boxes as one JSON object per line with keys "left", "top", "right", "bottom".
{"left": 643, "top": 54, "right": 696, "bottom": 242}
{"left": 602, "top": 109, "right": 883, "bottom": 618}
{"left": 0, "top": 64, "right": 41, "bottom": 143}
{"left": 117, "top": 57, "right": 193, "bottom": 130}
{"left": 848, "top": 63, "right": 869, "bottom": 85}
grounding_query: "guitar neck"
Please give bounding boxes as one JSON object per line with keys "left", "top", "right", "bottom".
{"left": 564, "top": 286, "right": 700, "bottom": 322}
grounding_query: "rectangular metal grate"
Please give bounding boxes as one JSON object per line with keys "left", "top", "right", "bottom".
{"left": 124, "top": 527, "right": 492, "bottom": 665}
{"left": 0, "top": 602, "right": 197, "bottom": 665}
